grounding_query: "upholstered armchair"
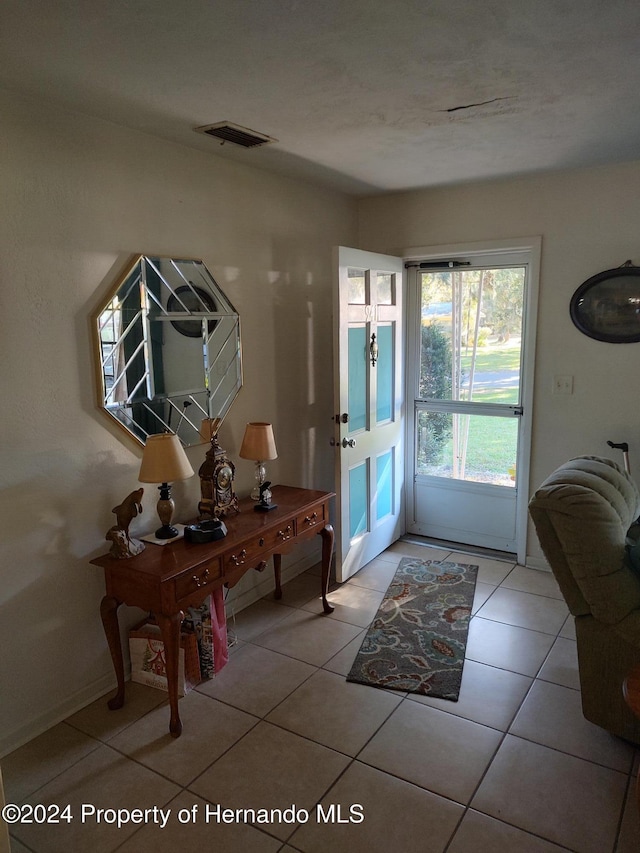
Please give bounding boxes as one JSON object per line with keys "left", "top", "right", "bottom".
{"left": 529, "top": 455, "right": 640, "bottom": 744}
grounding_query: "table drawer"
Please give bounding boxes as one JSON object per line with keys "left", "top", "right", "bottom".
{"left": 295, "top": 503, "right": 326, "bottom": 535}
{"left": 174, "top": 559, "right": 223, "bottom": 601}
{"left": 223, "top": 524, "right": 295, "bottom": 573}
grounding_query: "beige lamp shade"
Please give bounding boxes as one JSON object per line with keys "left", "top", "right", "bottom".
{"left": 138, "top": 433, "right": 194, "bottom": 483}
{"left": 239, "top": 422, "right": 278, "bottom": 461}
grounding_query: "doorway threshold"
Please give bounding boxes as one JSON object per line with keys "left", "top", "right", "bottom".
{"left": 399, "top": 534, "right": 516, "bottom": 564}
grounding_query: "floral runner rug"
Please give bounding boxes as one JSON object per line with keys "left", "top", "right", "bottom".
{"left": 346, "top": 556, "right": 478, "bottom": 700}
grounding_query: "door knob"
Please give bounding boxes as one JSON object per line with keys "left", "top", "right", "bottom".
{"left": 342, "top": 438, "right": 356, "bottom": 448}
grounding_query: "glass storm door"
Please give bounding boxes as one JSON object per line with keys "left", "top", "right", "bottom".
{"left": 333, "top": 247, "right": 404, "bottom": 582}
{"left": 406, "top": 250, "right": 534, "bottom": 555}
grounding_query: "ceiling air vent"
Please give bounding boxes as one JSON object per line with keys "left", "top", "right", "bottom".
{"left": 194, "top": 122, "right": 277, "bottom": 148}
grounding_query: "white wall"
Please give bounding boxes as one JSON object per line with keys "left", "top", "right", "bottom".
{"left": 6, "top": 83, "right": 640, "bottom": 756}
{"left": 0, "top": 90, "right": 357, "bottom": 755}
{"left": 358, "top": 161, "right": 640, "bottom": 565}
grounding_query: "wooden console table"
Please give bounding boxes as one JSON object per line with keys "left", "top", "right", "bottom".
{"left": 91, "top": 485, "right": 334, "bottom": 737}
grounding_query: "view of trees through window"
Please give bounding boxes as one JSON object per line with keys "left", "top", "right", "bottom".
{"left": 418, "top": 266, "right": 524, "bottom": 485}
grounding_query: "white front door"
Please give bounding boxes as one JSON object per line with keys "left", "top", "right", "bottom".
{"left": 406, "top": 241, "right": 540, "bottom": 561}
{"left": 333, "top": 247, "right": 405, "bottom": 582}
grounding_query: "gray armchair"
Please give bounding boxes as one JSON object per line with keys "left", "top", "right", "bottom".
{"left": 529, "top": 455, "right": 640, "bottom": 744}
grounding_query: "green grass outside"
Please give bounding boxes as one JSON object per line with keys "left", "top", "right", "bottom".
{"left": 460, "top": 344, "right": 521, "bottom": 373}
{"left": 459, "top": 342, "right": 520, "bottom": 406}
{"left": 419, "top": 342, "right": 520, "bottom": 483}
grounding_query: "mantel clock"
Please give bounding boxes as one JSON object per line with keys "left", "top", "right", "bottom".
{"left": 198, "top": 422, "right": 239, "bottom": 518}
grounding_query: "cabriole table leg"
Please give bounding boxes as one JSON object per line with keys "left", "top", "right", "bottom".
{"left": 273, "top": 553, "right": 283, "bottom": 600}
{"left": 156, "top": 611, "right": 185, "bottom": 737}
{"left": 100, "top": 595, "right": 125, "bottom": 711}
{"left": 319, "top": 523, "right": 335, "bottom": 614}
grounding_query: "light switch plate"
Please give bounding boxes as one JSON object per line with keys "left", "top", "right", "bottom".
{"left": 553, "top": 375, "right": 574, "bottom": 395}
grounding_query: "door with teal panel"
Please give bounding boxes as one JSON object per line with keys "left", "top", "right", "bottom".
{"left": 333, "top": 247, "right": 405, "bottom": 582}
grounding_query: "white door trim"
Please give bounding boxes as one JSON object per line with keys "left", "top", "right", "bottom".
{"left": 401, "top": 236, "right": 542, "bottom": 565}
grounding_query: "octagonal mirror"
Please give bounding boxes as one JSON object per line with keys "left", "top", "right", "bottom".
{"left": 92, "top": 255, "right": 242, "bottom": 447}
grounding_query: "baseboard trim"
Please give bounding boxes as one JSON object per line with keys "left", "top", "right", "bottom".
{"left": 0, "top": 671, "right": 116, "bottom": 759}
{"left": 523, "top": 554, "right": 551, "bottom": 572}
{"left": 0, "top": 555, "right": 320, "bottom": 759}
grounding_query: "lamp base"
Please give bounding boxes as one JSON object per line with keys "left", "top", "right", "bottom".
{"left": 156, "top": 485, "right": 178, "bottom": 539}
{"left": 254, "top": 501, "right": 278, "bottom": 512}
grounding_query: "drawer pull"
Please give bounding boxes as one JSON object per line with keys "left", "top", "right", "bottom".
{"left": 192, "top": 568, "right": 210, "bottom": 588}
{"left": 277, "top": 525, "right": 293, "bottom": 541}
{"left": 304, "top": 512, "right": 318, "bottom": 525}
{"left": 259, "top": 537, "right": 265, "bottom": 547}
{"left": 254, "top": 560, "right": 268, "bottom": 573}
{"left": 230, "top": 549, "right": 247, "bottom": 566}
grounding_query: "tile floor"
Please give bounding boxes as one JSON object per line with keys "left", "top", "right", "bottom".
{"left": 3, "top": 540, "right": 640, "bottom": 853}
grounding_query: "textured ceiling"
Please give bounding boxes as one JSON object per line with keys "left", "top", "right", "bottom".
{"left": 2, "top": 0, "right": 640, "bottom": 195}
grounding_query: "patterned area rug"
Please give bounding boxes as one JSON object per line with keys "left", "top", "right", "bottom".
{"left": 346, "top": 556, "right": 478, "bottom": 700}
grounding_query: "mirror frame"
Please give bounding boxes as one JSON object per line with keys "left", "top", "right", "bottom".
{"left": 92, "top": 255, "right": 242, "bottom": 447}
{"left": 570, "top": 265, "right": 640, "bottom": 343}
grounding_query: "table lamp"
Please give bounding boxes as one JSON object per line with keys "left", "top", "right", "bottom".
{"left": 139, "top": 433, "right": 194, "bottom": 538}
{"left": 239, "top": 422, "right": 278, "bottom": 509}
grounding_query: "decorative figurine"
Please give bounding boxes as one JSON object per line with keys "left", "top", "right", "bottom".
{"left": 106, "top": 488, "right": 146, "bottom": 558}
{"left": 255, "top": 480, "right": 277, "bottom": 512}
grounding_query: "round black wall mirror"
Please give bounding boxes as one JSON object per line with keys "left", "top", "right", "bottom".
{"left": 167, "top": 285, "right": 218, "bottom": 337}
{"left": 570, "top": 263, "right": 640, "bottom": 343}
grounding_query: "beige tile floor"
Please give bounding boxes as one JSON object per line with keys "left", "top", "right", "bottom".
{"left": 3, "top": 539, "right": 640, "bottom": 853}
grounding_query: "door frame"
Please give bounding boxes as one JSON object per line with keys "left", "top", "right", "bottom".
{"left": 401, "top": 236, "right": 541, "bottom": 565}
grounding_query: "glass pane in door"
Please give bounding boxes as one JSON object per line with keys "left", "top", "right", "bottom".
{"left": 417, "top": 410, "right": 518, "bottom": 487}
{"left": 349, "top": 462, "right": 369, "bottom": 539}
{"left": 376, "top": 272, "right": 394, "bottom": 305}
{"left": 348, "top": 268, "right": 367, "bottom": 304}
{"left": 348, "top": 326, "right": 367, "bottom": 432}
{"left": 375, "top": 323, "right": 393, "bottom": 423}
{"left": 419, "top": 267, "right": 524, "bottom": 405}
{"left": 376, "top": 450, "right": 393, "bottom": 519}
